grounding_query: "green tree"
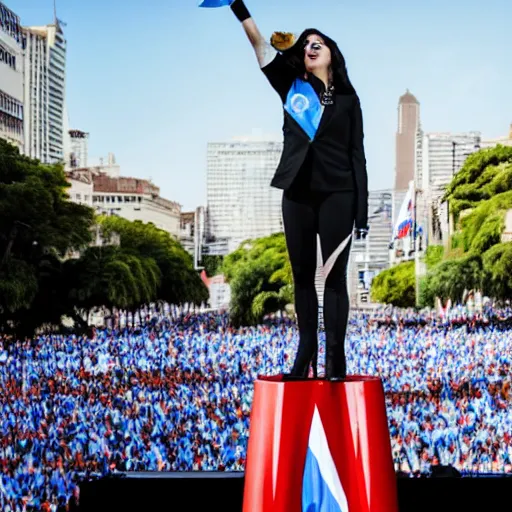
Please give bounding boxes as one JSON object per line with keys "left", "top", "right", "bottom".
{"left": 0, "top": 139, "right": 208, "bottom": 336}
{"left": 420, "top": 254, "right": 483, "bottom": 307}
{"left": 424, "top": 245, "right": 444, "bottom": 269}
{"left": 222, "top": 233, "right": 292, "bottom": 326}
{"left": 201, "top": 255, "right": 224, "bottom": 277}
{"left": 444, "top": 144, "right": 512, "bottom": 222}
{"left": 482, "top": 243, "right": 512, "bottom": 300}
{"left": 370, "top": 261, "right": 415, "bottom": 308}
{"left": 0, "top": 139, "right": 95, "bottom": 334}
{"left": 459, "top": 191, "right": 512, "bottom": 253}
{"left": 422, "top": 145, "right": 512, "bottom": 305}
{"left": 67, "top": 245, "right": 161, "bottom": 311}
{"left": 98, "top": 216, "right": 208, "bottom": 306}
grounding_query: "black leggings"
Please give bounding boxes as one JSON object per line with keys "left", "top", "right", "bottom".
{"left": 282, "top": 189, "right": 355, "bottom": 378}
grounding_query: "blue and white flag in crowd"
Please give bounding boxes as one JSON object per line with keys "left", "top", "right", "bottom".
{"left": 302, "top": 407, "right": 349, "bottom": 512}
{"left": 198, "top": 0, "right": 233, "bottom": 7}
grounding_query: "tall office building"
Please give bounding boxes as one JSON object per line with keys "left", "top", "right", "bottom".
{"left": 0, "top": 3, "right": 24, "bottom": 149}
{"left": 23, "top": 19, "right": 66, "bottom": 164}
{"left": 394, "top": 90, "right": 420, "bottom": 225}
{"left": 420, "top": 131, "right": 481, "bottom": 241}
{"left": 206, "top": 138, "right": 284, "bottom": 254}
{"left": 395, "top": 90, "right": 420, "bottom": 190}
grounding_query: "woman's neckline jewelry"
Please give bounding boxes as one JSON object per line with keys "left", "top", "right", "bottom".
{"left": 321, "top": 84, "right": 335, "bottom": 105}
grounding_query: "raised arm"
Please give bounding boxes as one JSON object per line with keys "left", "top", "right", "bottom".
{"left": 230, "top": 0, "right": 277, "bottom": 68}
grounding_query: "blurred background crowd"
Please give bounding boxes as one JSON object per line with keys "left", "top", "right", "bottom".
{"left": 1, "top": 303, "right": 511, "bottom": 510}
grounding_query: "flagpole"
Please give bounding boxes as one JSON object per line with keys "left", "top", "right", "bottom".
{"left": 413, "top": 180, "right": 423, "bottom": 309}
{"left": 410, "top": 180, "right": 416, "bottom": 259}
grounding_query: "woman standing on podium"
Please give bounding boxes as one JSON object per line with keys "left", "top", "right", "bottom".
{"left": 227, "top": 0, "right": 369, "bottom": 380}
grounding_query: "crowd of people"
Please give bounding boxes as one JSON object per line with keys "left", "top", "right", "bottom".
{"left": 0, "top": 302, "right": 511, "bottom": 510}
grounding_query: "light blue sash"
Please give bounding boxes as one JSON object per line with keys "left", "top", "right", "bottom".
{"left": 284, "top": 79, "right": 323, "bottom": 140}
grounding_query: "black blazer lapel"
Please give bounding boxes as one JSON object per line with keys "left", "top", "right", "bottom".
{"left": 314, "top": 103, "right": 336, "bottom": 139}
{"left": 284, "top": 110, "right": 311, "bottom": 141}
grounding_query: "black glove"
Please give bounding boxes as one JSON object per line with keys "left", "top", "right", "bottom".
{"left": 355, "top": 226, "right": 369, "bottom": 240}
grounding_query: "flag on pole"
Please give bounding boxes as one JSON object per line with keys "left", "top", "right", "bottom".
{"left": 198, "top": 0, "right": 233, "bottom": 7}
{"left": 392, "top": 181, "right": 414, "bottom": 241}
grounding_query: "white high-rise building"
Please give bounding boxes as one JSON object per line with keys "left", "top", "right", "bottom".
{"left": 419, "top": 131, "right": 481, "bottom": 241}
{"left": 0, "top": 2, "right": 24, "bottom": 150}
{"left": 420, "top": 132, "right": 481, "bottom": 195}
{"left": 348, "top": 190, "right": 394, "bottom": 307}
{"left": 23, "top": 20, "right": 66, "bottom": 164}
{"left": 206, "top": 138, "right": 284, "bottom": 254}
{"left": 67, "top": 129, "right": 89, "bottom": 168}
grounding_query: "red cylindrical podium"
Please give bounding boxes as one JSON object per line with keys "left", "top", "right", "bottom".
{"left": 242, "top": 375, "right": 398, "bottom": 512}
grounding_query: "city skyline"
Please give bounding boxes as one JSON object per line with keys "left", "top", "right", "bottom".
{"left": 5, "top": 0, "right": 512, "bottom": 210}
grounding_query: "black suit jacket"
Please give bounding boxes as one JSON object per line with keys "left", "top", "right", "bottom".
{"left": 262, "top": 54, "right": 369, "bottom": 230}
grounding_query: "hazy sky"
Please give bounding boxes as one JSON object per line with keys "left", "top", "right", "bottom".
{"left": 8, "top": 0, "right": 511, "bottom": 210}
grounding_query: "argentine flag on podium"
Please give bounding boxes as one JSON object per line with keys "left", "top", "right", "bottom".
{"left": 302, "top": 407, "right": 349, "bottom": 512}
{"left": 198, "top": 0, "right": 233, "bottom": 7}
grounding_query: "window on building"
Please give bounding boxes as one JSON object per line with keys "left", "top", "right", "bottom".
{"left": 76, "top": 194, "right": 81, "bottom": 201}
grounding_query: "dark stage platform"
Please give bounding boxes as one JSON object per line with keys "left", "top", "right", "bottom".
{"left": 78, "top": 470, "right": 510, "bottom": 511}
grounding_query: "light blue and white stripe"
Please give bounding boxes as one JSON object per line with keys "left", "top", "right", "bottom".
{"left": 302, "top": 406, "right": 349, "bottom": 512}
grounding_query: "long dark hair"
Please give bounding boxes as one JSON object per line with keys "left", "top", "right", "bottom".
{"left": 282, "top": 28, "right": 356, "bottom": 95}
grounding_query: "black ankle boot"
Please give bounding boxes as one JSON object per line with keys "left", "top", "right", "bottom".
{"left": 325, "top": 332, "right": 346, "bottom": 380}
{"left": 290, "top": 346, "right": 318, "bottom": 378}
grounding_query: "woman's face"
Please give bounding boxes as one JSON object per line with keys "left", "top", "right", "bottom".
{"left": 303, "top": 34, "right": 331, "bottom": 73}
